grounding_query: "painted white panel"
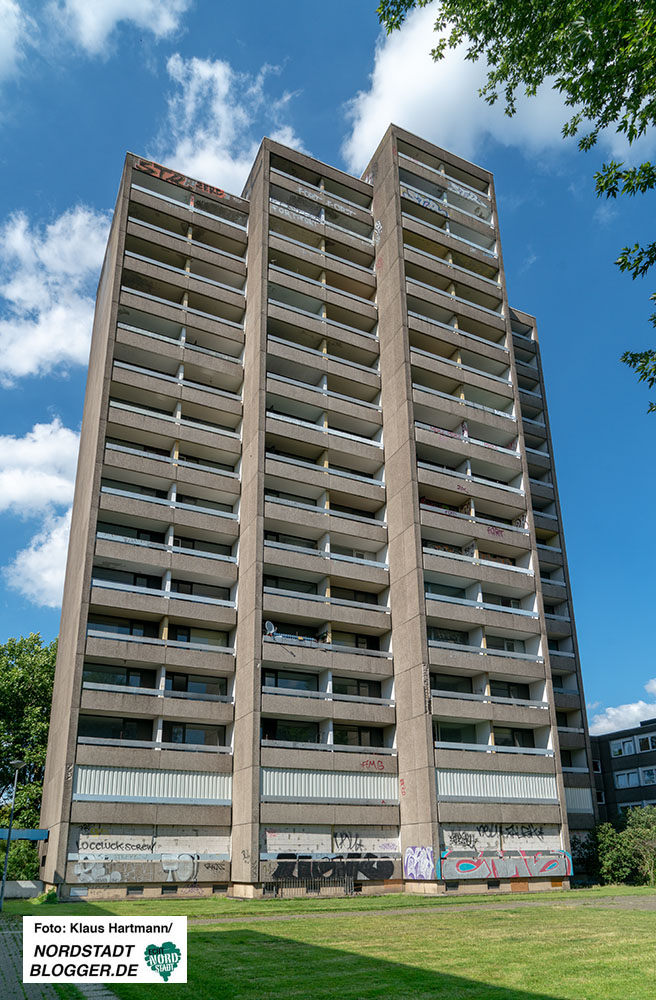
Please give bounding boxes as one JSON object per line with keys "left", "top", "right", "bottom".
{"left": 73, "top": 766, "right": 232, "bottom": 804}
{"left": 440, "top": 823, "right": 562, "bottom": 852}
{"left": 565, "top": 785, "right": 594, "bottom": 813}
{"left": 260, "top": 768, "right": 398, "bottom": 803}
{"left": 260, "top": 825, "right": 399, "bottom": 854}
{"left": 68, "top": 825, "right": 231, "bottom": 858}
{"left": 435, "top": 769, "right": 558, "bottom": 803}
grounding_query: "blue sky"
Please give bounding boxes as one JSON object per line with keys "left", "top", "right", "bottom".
{"left": 0, "top": 0, "right": 654, "bottom": 733}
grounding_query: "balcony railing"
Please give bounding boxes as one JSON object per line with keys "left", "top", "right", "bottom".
{"left": 100, "top": 485, "right": 239, "bottom": 521}
{"left": 407, "top": 310, "right": 507, "bottom": 352}
{"left": 423, "top": 546, "right": 533, "bottom": 577}
{"left": 78, "top": 735, "right": 231, "bottom": 753}
{"left": 108, "top": 400, "right": 241, "bottom": 439}
{"left": 268, "top": 334, "right": 379, "bottom": 374}
{"left": 434, "top": 740, "right": 554, "bottom": 756}
{"left": 264, "top": 586, "right": 389, "bottom": 614}
{"left": 415, "top": 423, "right": 519, "bottom": 457}
{"left": 411, "top": 345, "right": 510, "bottom": 385}
{"left": 86, "top": 629, "right": 235, "bottom": 655}
{"left": 91, "top": 578, "right": 236, "bottom": 608}
{"left": 428, "top": 639, "right": 543, "bottom": 663}
{"left": 269, "top": 264, "right": 375, "bottom": 307}
{"left": 82, "top": 681, "right": 233, "bottom": 703}
{"left": 419, "top": 502, "right": 529, "bottom": 536}
{"left": 131, "top": 182, "right": 248, "bottom": 229}
{"left": 120, "top": 285, "right": 245, "bottom": 330}
{"left": 113, "top": 360, "right": 243, "bottom": 403}
{"left": 105, "top": 442, "right": 239, "bottom": 480}
{"left": 406, "top": 276, "right": 502, "bottom": 318}
{"left": 124, "top": 250, "right": 245, "bottom": 296}
{"left": 271, "top": 229, "right": 374, "bottom": 274}
{"left": 264, "top": 539, "right": 387, "bottom": 569}
{"left": 425, "top": 593, "right": 538, "bottom": 618}
{"left": 261, "top": 739, "right": 396, "bottom": 754}
{"left": 412, "top": 384, "right": 514, "bottom": 421}
{"left": 431, "top": 689, "right": 548, "bottom": 710}
{"left": 262, "top": 634, "right": 391, "bottom": 658}
{"left": 267, "top": 295, "right": 378, "bottom": 340}
{"left": 268, "top": 372, "right": 381, "bottom": 410}
{"left": 127, "top": 213, "right": 246, "bottom": 263}
{"left": 96, "top": 531, "right": 237, "bottom": 564}
{"left": 266, "top": 411, "right": 383, "bottom": 448}
{"left": 261, "top": 686, "right": 394, "bottom": 706}
{"left": 117, "top": 321, "right": 244, "bottom": 366}
{"left": 265, "top": 495, "right": 386, "bottom": 527}
{"left": 265, "top": 451, "right": 383, "bottom": 488}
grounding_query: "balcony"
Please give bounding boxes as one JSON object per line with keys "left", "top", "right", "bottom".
{"left": 130, "top": 173, "right": 248, "bottom": 230}
{"left": 434, "top": 740, "right": 553, "bottom": 757}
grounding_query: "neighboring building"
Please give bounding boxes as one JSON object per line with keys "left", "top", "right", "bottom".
{"left": 592, "top": 719, "right": 656, "bottom": 821}
{"left": 40, "top": 125, "right": 596, "bottom": 900}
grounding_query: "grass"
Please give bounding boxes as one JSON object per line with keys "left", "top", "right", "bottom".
{"left": 6, "top": 887, "right": 656, "bottom": 999}
{"left": 4, "top": 881, "right": 653, "bottom": 920}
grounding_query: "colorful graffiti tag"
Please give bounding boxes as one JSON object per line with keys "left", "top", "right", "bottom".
{"left": 403, "top": 846, "right": 435, "bottom": 880}
{"left": 440, "top": 850, "right": 572, "bottom": 880}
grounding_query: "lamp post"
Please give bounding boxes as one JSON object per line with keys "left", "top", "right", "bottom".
{"left": 0, "top": 760, "right": 26, "bottom": 913}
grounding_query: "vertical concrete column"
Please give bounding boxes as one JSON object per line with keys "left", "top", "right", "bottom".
{"left": 230, "top": 145, "right": 270, "bottom": 891}
{"left": 369, "top": 131, "right": 440, "bottom": 880}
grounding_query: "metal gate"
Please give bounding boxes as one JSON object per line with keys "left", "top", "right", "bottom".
{"left": 262, "top": 876, "right": 355, "bottom": 897}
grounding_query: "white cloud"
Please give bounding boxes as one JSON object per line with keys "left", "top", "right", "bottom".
{"left": 157, "top": 55, "right": 308, "bottom": 195}
{"left": 48, "top": 0, "right": 191, "bottom": 56}
{"left": 1, "top": 418, "right": 79, "bottom": 608}
{"left": 0, "top": 205, "right": 110, "bottom": 383}
{"left": 0, "top": 0, "right": 32, "bottom": 81}
{"left": 5, "top": 508, "right": 72, "bottom": 608}
{"left": 342, "top": 6, "right": 570, "bottom": 174}
{"left": 589, "top": 679, "right": 656, "bottom": 734}
{"left": 0, "top": 418, "right": 79, "bottom": 516}
{"left": 342, "top": 6, "right": 656, "bottom": 175}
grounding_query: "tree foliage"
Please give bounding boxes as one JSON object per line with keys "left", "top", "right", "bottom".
{"left": 575, "top": 807, "right": 656, "bottom": 886}
{"left": 0, "top": 634, "right": 57, "bottom": 880}
{"left": 377, "top": 0, "right": 656, "bottom": 409}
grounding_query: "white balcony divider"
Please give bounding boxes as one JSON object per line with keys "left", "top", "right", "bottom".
{"left": 260, "top": 768, "right": 398, "bottom": 803}
{"left": 435, "top": 768, "right": 558, "bottom": 803}
{"left": 73, "top": 765, "right": 232, "bottom": 804}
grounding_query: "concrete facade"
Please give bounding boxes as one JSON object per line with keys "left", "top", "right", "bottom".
{"left": 40, "top": 127, "right": 595, "bottom": 900}
{"left": 592, "top": 719, "right": 656, "bottom": 821}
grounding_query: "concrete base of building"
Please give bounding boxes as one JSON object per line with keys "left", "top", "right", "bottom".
{"left": 55, "top": 876, "right": 571, "bottom": 902}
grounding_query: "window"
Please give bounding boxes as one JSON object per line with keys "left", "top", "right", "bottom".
{"left": 425, "top": 583, "right": 467, "bottom": 600}
{"left": 489, "top": 680, "right": 529, "bottom": 701}
{"left": 168, "top": 626, "right": 228, "bottom": 647}
{"left": 482, "top": 592, "right": 521, "bottom": 609}
{"left": 262, "top": 669, "right": 318, "bottom": 692}
{"left": 596, "top": 790, "right": 605, "bottom": 805}
{"left": 161, "top": 722, "right": 224, "bottom": 746}
{"left": 265, "top": 530, "right": 317, "bottom": 550}
{"left": 332, "top": 677, "right": 382, "bottom": 699}
{"left": 592, "top": 759, "right": 602, "bottom": 773}
{"left": 87, "top": 616, "right": 159, "bottom": 638}
{"left": 331, "top": 631, "right": 380, "bottom": 650}
{"left": 97, "top": 520, "right": 166, "bottom": 545}
{"left": 486, "top": 635, "right": 525, "bottom": 653}
{"left": 333, "top": 725, "right": 384, "bottom": 747}
{"left": 424, "top": 540, "right": 463, "bottom": 556}
{"left": 427, "top": 627, "right": 468, "bottom": 645}
{"left": 263, "top": 574, "right": 318, "bottom": 595}
{"left": 78, "top": 716, "right": 153, "bottom": 742}
{"left": 493, "top": 727, "right": 535, "bottom": 749}
{"left": 479, "top": 550, "right": 515, "bottom": 567}
{"left": 610, "top": 737, "right": 635, "bottom": 758}
{"left": 127, "top": 886, "right": 144, "bottom": 897}
{"left": 82, "top": 664, "right": 157, "bottom": 688}
{"left": 431, "top": 673, "right": 473, "bottom": 695}
{"left": 615, "top": 770, "right": 640, "bottom": 789}
{"left": 161, "top": 886, "right": 178, "bottom": 896}
{"left": 637, "top": 732, "right": 656, "bottom": 753}
{"left": 332, "top": 586, "right": 378, "bottom": 605}
{"left": 177, "top": 493, "right": 232, "bottom": 513}
{"left": 261, "top": 719, "right": 320, "bottom": 743}
{"left": 435, "top": 722, "right": 477, "bottom": 745}
{"left": 173, "top": 535, "right": 232, "bottom": 556}
{"left": 641, "top": 767, "right": 656, "bottom": 786}
{"left": 266, "top": 488, "right": 316, "bottom": 506}
{"left": 165, "top": 673, "right": 227, "bottom": 697}
{"left": 560, "top": 750, "right": 573, "bottom": 767}
{"left": 556, "top": 712, "right": 569, "bottom": 728}
{"left": 170, "top": 579, "right": 230, "bottom": 601}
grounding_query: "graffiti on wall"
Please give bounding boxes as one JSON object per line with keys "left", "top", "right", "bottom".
{"left": 262, "top": 854, "right": 398, "bottom": 881}
{"left": 70, "top": 854, "right": 230, "bottom": 885}
{"left": 400, "top": 183, "right": 446, "bottom": 216}
{"left": 134, "top": 158, "right": 226, "bottom": 200}
{"left": 440, "top": 850, "right": 572, "bottom": 880}
{"left": 261, "top": 826, "right": 399, "bottom": 856}
{"left": 441, "top": 824, "right": 562, "bottom": 854}
{"left": 403, "top": 846, "right": 435, "bottom": 880}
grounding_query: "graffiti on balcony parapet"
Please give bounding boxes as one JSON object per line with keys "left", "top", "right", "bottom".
{"left": 134, "top": 158, "right": 226, "bottom": 200}
{"left": 440, "top": 850, "right": 572, "bottom": 880}
{"left": 265, "top": 853, "right": 396, "bottom": 881}
{"left": 403, "top": 846, "right": 435, "bottom": 880}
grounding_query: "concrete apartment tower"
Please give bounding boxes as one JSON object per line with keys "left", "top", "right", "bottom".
{"left": 40, "top": 126, "right": 596, "bottom": 899}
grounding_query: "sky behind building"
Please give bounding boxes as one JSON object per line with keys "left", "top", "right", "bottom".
{"left": 0, "top": 0, "right": 654, "bottom": 733}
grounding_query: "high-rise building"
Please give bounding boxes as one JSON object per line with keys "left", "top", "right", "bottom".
{"left": 40, "top": 126, "right": 596, "bottom": 900}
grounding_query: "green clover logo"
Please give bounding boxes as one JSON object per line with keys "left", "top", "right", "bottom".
{"left": 144, "top": 941, "right": 182, "bottom": 982}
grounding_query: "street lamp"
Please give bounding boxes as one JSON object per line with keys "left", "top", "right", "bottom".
{"left": 0, "top": 760, "right": 26, "bottom": 913}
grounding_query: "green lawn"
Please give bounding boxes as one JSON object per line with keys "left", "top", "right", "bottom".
{"left": 114, "top": 902, "right": 656, "bottom": 1000}
{"left": 4, "top": 881, "right": 652, "bottom": 919}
